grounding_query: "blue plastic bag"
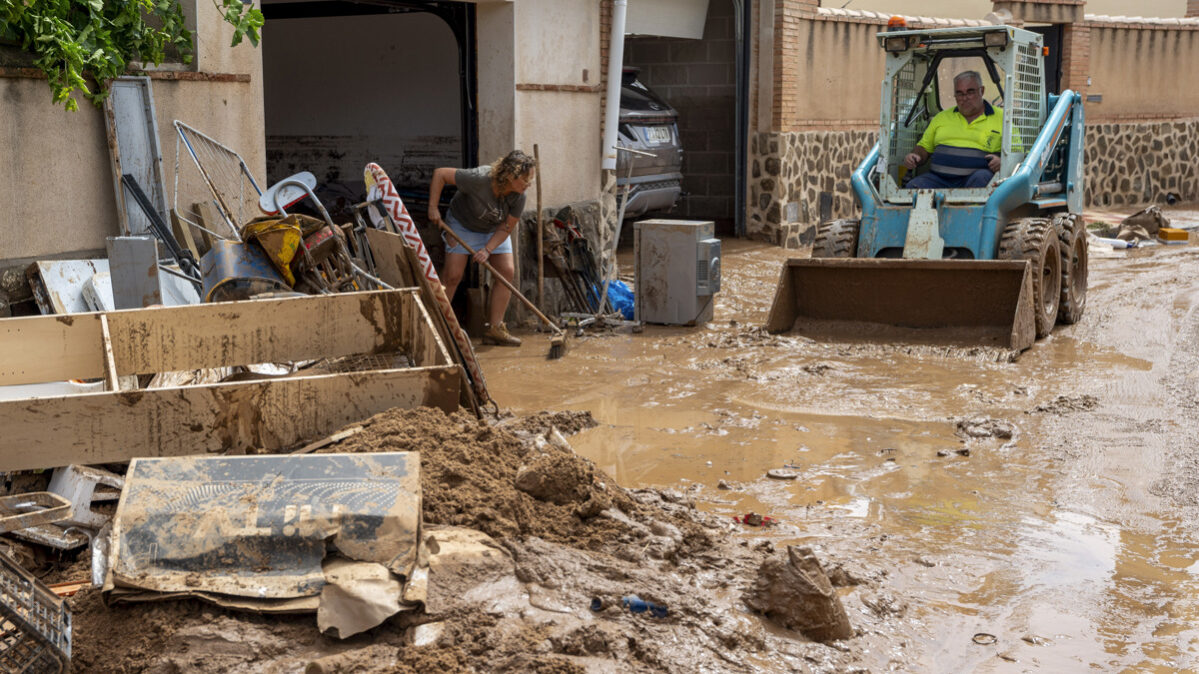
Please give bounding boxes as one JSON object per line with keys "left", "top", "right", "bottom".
{"left": 604, "top": 280, "right": 635, "bottom": 320}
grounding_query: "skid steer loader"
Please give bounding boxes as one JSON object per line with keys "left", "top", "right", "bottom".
{"left": 766, "top": 24, "right": 1087, "bottom": 352}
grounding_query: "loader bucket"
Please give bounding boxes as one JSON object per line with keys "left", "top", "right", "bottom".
{"left": 765, "top": 258, "right": 1036, "bottom": 351}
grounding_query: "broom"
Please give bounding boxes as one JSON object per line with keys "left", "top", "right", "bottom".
{"left": 435, "top": 219, "right": 567, "bottom": 359}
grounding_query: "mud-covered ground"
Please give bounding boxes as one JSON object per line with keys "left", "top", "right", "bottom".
{"left": 45, "top": 206, "right": 1199, "bottom": 672}
{"left": 481, "top": 206, "right": 1199, "bottom": 671}
{"left": 63, "top": 408, "right": 889, "bottom": 673}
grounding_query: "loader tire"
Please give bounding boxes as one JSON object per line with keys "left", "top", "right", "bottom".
{"left": 1054, "top": 213, "right": 1088, "bottom": 324}
{"left": 812, "top": 219, "right": 861, "bottom": 258}
{"left": 998, "top": 217, "right": 1061, "bottom": 339}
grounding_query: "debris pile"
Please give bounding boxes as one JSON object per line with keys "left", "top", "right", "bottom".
{"left": 46, "top": 407, "right": 873, "bottom": 673}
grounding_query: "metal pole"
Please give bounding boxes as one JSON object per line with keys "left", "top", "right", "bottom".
{"left": 601, "top": 0, "right": 628, "bottom": 171}
{"left": 535, "top": 143, "right": 544, "bottom": 310}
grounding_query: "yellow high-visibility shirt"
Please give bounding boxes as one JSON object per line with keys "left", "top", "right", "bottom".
{"left": 917, "top": 102, "right": 1003, "bottom": 154}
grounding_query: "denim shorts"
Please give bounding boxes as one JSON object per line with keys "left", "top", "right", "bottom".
{"left": 442, "top": 213, "right": 513, "bottom": 255}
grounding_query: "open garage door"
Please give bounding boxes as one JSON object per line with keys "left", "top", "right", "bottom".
{"left": 261, "top": 1, "right": 476, "bottom": 211}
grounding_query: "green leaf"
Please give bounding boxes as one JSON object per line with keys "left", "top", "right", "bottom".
{"left": 9, "top": 0, "right": 257, "bottom": 110}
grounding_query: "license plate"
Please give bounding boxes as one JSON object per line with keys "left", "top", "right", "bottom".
{"left": 646, "top": 126, "right": 672, "bottom": 143}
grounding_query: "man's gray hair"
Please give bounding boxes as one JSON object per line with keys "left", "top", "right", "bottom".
{"left": 954, "top": 71, "right": 984, "bottom": 88}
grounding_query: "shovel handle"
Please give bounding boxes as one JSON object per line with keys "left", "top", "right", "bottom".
{"left": 435, "top": 219, "right": 563, "bottom": 335}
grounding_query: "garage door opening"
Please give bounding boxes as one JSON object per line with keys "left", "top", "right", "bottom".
{"left": 261, "top": 1, "right": 476, "bottom": 219}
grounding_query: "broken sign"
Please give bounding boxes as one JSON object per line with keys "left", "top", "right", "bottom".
{"left": 103, "top": 453, "right": 421, "bottom": 637}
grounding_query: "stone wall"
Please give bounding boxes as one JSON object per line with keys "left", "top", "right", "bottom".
{"left": 1086, "top": 118, "right": 1199, "bottom": 207}
{"left": 748, "top": 129, "right": 877, "bottom": 249}
{"left": 747, "top": 117, "right": 1199, "bottom": 245}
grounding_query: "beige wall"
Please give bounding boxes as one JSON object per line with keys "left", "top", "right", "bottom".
{"left": 0, "top": 0, "right": 264, "bottom": 262}
{"left": 1087, "top": 23, "right": 1199, "bottom": 118}
{"left": 789, "top": 18, "right": 884, "bottom": 128}
{"left": 512, "top": 0, "right": 602, "bottom": 205}
{"left": 477, "top": 2, "right": 517, "bottom": 172}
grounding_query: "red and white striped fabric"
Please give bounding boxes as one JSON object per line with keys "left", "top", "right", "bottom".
{"left": 364, "top": 162, "right": 491, "bottom": 407}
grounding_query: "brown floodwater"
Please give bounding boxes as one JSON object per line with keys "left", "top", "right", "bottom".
{"left": 480, "top": 207, "right": 1199, "bottom": 671}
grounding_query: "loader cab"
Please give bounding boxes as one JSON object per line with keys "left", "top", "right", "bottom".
{"left": 875, "top": 26, "right": 1046, "bottom": 206}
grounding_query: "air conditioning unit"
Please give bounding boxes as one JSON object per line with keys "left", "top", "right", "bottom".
{"left": 634, "top": 219, "right": 720, "bottom": 326}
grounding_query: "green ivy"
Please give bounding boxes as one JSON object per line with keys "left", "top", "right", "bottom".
{"left": 0, "top": 0, "right": 264, "bottom": 111}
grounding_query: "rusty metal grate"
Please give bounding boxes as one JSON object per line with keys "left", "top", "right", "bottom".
{"left": 0, "top": 554, "right": 71, "bottom": 673}
{"left": 314, "top": 352, "right": 412, "bottom": 374}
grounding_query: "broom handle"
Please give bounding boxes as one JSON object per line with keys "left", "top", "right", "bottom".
{"left": 436, "top": 219, "right": 563, "bottom": 335}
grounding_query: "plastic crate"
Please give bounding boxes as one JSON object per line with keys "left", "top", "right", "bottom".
{"left": 0, "top": 554, "right": 70, "bottom": 673}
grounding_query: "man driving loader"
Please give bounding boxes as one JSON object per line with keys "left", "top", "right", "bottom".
{"left": 902, "top": 71, "right": 1002, "bottom": 189}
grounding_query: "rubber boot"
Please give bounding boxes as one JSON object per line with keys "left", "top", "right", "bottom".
{"left": 483, "top": 322, "right": 522, "bottom": 347}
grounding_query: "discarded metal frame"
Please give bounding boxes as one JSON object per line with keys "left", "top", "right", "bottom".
{"left": 0, "top": 554, "right": 71, "bottom": 673}
{"left": 0, "top": 492, "right": 72, "bottom": 534}
{"left": 0, "top": 289, "right": 459, "bottom": 472}
{"left": 6, "top": 465, "right": 126, "bottom": 551}
{"left": 104, "top": 76, "right": 169, "bottom": 238}
{"left": 172, "top": 120, "right": 260, "bottom": 239}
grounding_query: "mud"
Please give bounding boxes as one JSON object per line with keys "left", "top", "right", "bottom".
{"left": 480, "top": 205, "right": 1199, "bottom": 671}
{"left": 743, "top": 546, "right": 852, "bottom": 642}
{"left": 48, "top": 204, "right": 1199, "bottom": 671}
{"left": 67, "top": 406, "right": 891, "bottom": 673}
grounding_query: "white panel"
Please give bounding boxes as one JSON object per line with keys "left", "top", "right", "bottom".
{"left": 627, "top": 0, "right": 710, "bottom": 39}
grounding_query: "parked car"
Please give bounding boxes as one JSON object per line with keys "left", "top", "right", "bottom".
{"left": 617, "top": 68, "right": 683, "bottom": 219}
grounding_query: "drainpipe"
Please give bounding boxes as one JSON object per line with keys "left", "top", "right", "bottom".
{"left": 601, "top": 0, "right": 628, "bottom": 170}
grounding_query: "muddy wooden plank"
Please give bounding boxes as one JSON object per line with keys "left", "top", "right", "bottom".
{"left": 364, "top": 229, "right": 482, "bottom": 415}
{"left": 0, "top": 313, "right": 106, "bottom": 385}
{"left": 406, "top": 286, "right": 446, "bottom": 366}
{"left": 170, "top": 208, "right": 202, "bottom": 261}
{"left": 104, "top": 290, "right": 419, "bottom": 375}
{"left": 191, "top": 201, "right": 220, "bottom": 254}
{"left": 0, "top": 366, "right": 460, "bottom": 472}
{"left": 99, "top": 315, "right": 120, "bottom": 391}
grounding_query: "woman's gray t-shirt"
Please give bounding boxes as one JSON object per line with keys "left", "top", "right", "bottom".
{"left": 449, "top": 166, "right": 527, "bottom": 234}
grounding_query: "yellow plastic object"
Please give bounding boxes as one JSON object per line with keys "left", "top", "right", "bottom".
{"left": 1158, "top": 227, "right": 1188, "bottom": 242}
{"left": 242, "top": 214, "right": 309, "bottom": 285}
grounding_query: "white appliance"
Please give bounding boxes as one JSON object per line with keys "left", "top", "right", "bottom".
{"left": 633, "top": 219, "right": 721, "bottom": 326}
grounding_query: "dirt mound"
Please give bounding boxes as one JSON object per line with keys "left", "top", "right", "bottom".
{"left": 743, "top": 546, "right": 852, "bottom": 642}
{"left": 515, "top": 452, "right": 594, "bottom": 505}
{"left": 954, "top": 416, "right": 1016, "bottom": 440}
{"left": 325, "top": 407, "right": 630, "bottom": 549}
{"left": 498, "top": 409, "right": 599, "bottom": 436}
{"left": 62, "top": 407, "right": 856, "bottom": 673}
{"left": 1028, "top": 394, "right": 1100, "bottom": 414}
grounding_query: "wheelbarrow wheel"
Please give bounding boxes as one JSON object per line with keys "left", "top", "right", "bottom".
{"left": 998, "top": 217, "right": 1062, "bottom": 339}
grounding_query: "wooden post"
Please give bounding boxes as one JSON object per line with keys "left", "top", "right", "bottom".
{"left": 99, "top": 315, "right": 120, "bottom": 392}
{"left": 535, "top": 144, "right": 544, "bottom": 310}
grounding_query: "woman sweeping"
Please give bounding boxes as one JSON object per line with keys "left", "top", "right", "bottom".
{"left": 427, "top": 150, "right": 537, "bottom": 347}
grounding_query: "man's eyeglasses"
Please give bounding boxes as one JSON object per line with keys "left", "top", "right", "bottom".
{"left": 954, "top": 88, "right": 981, "bottom": 98}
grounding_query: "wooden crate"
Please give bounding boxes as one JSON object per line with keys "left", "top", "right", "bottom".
{"left": 0, "top": 290, "right": 459, "bottom": 472}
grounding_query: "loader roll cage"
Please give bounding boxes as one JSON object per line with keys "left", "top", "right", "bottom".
{"left": 875, "top": 25, "right": 1047, "bottom": 206}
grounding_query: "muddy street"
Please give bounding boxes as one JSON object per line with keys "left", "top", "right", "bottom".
{"left": 482, "top": 208, "right": 1199, "bottom": 671}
